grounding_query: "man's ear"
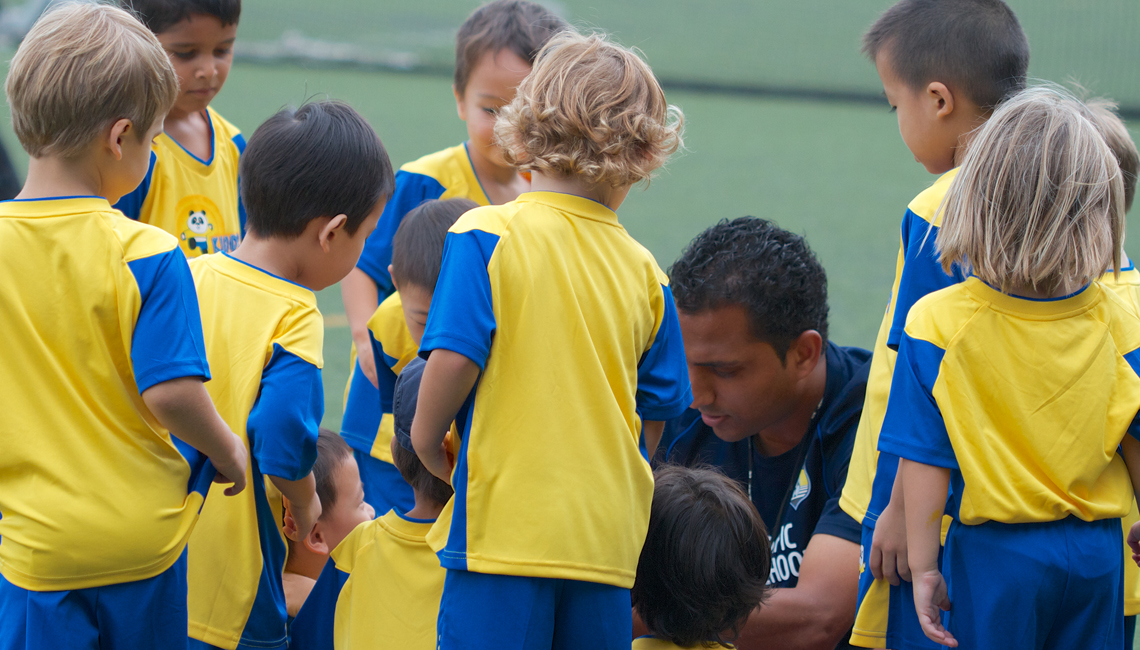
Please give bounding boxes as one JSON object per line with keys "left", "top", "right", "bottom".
{"left": 302, "top": 520, "right": 330, "bottom": 556}
{"left": 107, "top": 118, "right": 133, "bottom": 161}
{"left": 317, "top": 214, "right": 349, "bottom": 253}
{"left": 926, "top": 81, "right": 956, "bottom": 120}
{"left": 787, "top": 330, "right": 823, "bottom": 381}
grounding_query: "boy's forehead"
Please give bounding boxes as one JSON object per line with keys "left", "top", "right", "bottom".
{"left": 157, "top": 13, "right": 238, "bottom": 42}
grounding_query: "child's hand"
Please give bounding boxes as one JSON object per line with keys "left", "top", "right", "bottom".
{"left": 283, "top": 491, "right": 322, "bottom": 542}
{"left": 912, "top": 570, "right": 956, "bottom": 647}
{"left": 422, "top": 433, "right": 455, "bottom": 485}
{"left": 1129, "top": 521, "right": 1140, "bottom": 566}
{"left": 353, "top": 333, "right": 380, "bottom": 389}
{"left": 211, "top": 433, "right": 248, "bottom": 497}
{"left": 870, "top": 499, "right": 909, "bottom": 585}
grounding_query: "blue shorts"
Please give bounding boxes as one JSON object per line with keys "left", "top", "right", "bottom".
{"left": 941, "top": 517, "right": 1124, "bottom": 649}
{"left": 436, "top": 570, "right": 632, "bottom": 650}
{"left": 0, "top": 550, "right": 188, "bottom": 650}
{"left": 354, "top": 450, "right": 414, "bottom": 516}
{"left": 852, "top": 524, "right": 940, "bottom": 649}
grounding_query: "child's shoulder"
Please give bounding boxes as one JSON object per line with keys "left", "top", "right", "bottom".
{"left": 205, "top": 106, "right": 243, "bottom": 141}
{"left": 401, "top": 143, "right": 471, "bottom": 181}
{"left": 909, "top": 167, "right": 961, "bottom": 226}
{"left": 902, "top": 279, "right": 984, "bottom": 346}
{"left": 367, "top": 292, "right": 418, "bottom": 374}
{"left": 103, "top": 208, "right": 181, "bottom": 261}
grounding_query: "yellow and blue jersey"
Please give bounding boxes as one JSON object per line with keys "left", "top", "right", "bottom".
{"left": 0, "top": 196, "right": 211, "bottom": 591}
{"left": 289, "top": 510, "right": 445, "bottom": 650}
{"left": 420, "top": 192, "right": 692, "bottom": 588}
{"left": 879, "top": 278, "right": 1140, "bottom": 525}
{"left": 188, "top": 252, "right": 323, "bottom": 650}
{"left": 632, "top": 637, "right": 735, "bottom": 650}
{"left": 839, "top": 168, "right": 962, "bottom": 528}
{"left": 341, "top": 143, "right": 489, "bottom": 474}
{"left": 115, "top": 106, "right": 246, "bottom": 258}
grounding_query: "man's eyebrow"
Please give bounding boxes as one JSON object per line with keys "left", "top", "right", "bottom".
{"left": 694, "top": 360, "right": 738, "bottom": 368}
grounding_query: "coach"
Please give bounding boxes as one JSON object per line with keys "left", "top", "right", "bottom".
{"left": 653, "top": 217, "right": 869, "bottom": 650}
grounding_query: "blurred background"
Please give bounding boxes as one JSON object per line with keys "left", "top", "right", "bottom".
{"left": 0, "top": 0, "right": 1136, "bottom": 429}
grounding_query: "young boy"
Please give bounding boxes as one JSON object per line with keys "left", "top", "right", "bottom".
{"left": 884, "top": 87, "right": 1140, "bottom": 648}
{"left": 290, "top": 357, "right": 454, "bottom": 650}
{"left": 632, "top": 465, "right": 771, "bottom": 650}
{"left": 116, "top": 0, "right": 245, "bottom": 257}
{"left": 282, "top": 429, "right": 375, "bottom": 619}
{"left": 338, "top": 0, "right": 567, "bottom": 516}
{"left": 836, "top": 2, "right": 1029, "bottom": 648}
{"left": 186, "top": 100, "right": 394, "bottom": 650}
{"left": 411, "top": 31, "right": 691, "bottom": 649}
{"left": 0, "top": 4, "right": 247, "bottom": 647}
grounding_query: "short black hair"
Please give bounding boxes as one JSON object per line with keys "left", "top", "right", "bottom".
{"left": 239, "top": 101, "right": 394, "bottom": 239}
{"left": 454, "top": 0, "right": 568, "bottom": 96}
{"left": 863, "top": 0, "right": 1029, "bottom": 110}
{"left": 392, "top": 442, "right": 454, "bottom": 509}
{"left": 313, "top": 428, "right": 354, "bottom": 515}
{"left": 392, "top": 198, "right": 478, "bottom": 291}
{"left": 125, "top": 0, "right": 241, "bottom": 34}
{"left": 669, "top": 217, "right": 829, "bottom": 360}
{"left": 633, "top": 465, "right": 771, "bottom": 648}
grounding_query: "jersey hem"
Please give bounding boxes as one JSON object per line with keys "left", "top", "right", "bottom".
{"left": 189, "top": 622, "right": 241, "bottom": 650}
{"left": 848, "top": 630, "right": 887, "bottom": 647}
{"left": 440, "top": 553, "right": 637, "bottom": 589}
{"left": 0, "top": 538, "right": 186, "bottom": 592}
{"left": 839, "top": 495, "right": 869, "bottom": 526}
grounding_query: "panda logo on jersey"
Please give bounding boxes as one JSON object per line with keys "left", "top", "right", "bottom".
{"left": 180, "top": 209, "right": 214, "bottom": 257}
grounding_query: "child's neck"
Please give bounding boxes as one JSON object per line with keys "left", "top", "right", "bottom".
{"left": 18, "top": 155, "right": 104, "bottom": 201}
{"left": 404, "top": 493, "right": 444, "bottom": 521}
{"left": 529, "top": 171, "right": 630, "bottom": 211}
{"left": 466, "top": 144, "right": 527, "bottom": 205}
{"left": 1006, "top": 282, "right": 1079, "bottom": 300}
{"left": 284, "top": 543, "right": 327, "bottom": 580}
{"left": 230, "top": 235, "right": 316, "bottom": 290}
{"left": 163, "top": 107, "right": 213, "bottom": 162}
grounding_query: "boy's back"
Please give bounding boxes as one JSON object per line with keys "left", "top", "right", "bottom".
{"left": 0, "top": 197, "right": 211, "bottom": 589}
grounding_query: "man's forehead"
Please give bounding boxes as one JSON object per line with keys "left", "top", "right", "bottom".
{"left": 678, "top": 304, "right": 766, "bottom": 354}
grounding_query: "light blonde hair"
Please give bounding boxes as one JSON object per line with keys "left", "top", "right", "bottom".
{"left": 494, "top": 31, "right": 683, "bottom": 188}
{"left": 6, "top": 2, "right": 179, "bottom": 159}
{"left": 936, "top": 86, "right": 1125, "bottom": 295}
{"left": 1083, "top": 98, "right": 1138, "bottom": 213}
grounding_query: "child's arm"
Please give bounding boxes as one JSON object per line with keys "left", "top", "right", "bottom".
{"left": 411, "top": 349, "right": 480, "bottom": 482}
{"left": 142, "top": 377, "right": 247, "bottom": 495}
{"left": 274, "top": 473, "right": 322, "bottom": 542}
{"left": 642, "top": 420, "right": 666, "bottom": 458}
{"left": 870, "top": 464, "right": 910, "bottom": 585}
{"left": 900, "top": 458, "right": 956, "bottom": 648}
{"left": 1120, "top": 435, "right": 1140, "bottom": 564}
{"left": 341, "top": 268, "right": 381, "bottom": 388}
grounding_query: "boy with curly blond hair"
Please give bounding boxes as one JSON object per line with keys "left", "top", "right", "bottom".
{"left": 410, "top": 30, "right": 691, "bottom": 650}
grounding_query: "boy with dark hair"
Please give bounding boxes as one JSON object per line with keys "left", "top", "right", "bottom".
{"left": 659, "top": 217, "right": 870, "bottom": 650}
{"left": 289, "top": 358, "right": 453, "bottom": 650}
{"left": 0, "top": 4, "right": 248, "bottom": 648}
{"left": 338, "top": 0, "right": 567, "bottom": 518}
{"left": 838, "top": 1, "right": 1029, "bottom": 647}
{"left": 186, "top": 100, "right": 394, "bottom": 650}
{"left": 282, "top": 429, "right": 375, "bottom": 618}
{"left": 633, "top": 464, "right": 772, "bottom": 650}
{"left": 117, "top": 0, "right": 246, "bottom": 257}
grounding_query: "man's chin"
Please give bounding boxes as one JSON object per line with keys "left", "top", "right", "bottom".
{"left": 702, "top": 413, "right": 750, "bottom": 443}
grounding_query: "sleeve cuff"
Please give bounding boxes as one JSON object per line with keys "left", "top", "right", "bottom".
{"left": 135, "top": 359, "right": 210, "bottom": 393}
{"left": 419, "top": 333, "right": 489, "bottom": 370}
{"left": 878, "top": 434, "right": 958, "bottom": 470}
{"left": 638, "top": 391, "right": 693, "bottom": 421}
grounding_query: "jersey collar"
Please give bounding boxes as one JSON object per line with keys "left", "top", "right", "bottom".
{"left": 515, "top": 191, "right": 620, "bottom": 226}
{"left": 0, "top": 196, "right": 112, "bottom": 217}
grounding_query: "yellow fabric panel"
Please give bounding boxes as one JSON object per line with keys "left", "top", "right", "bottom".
{"left": 365, "top": 292, "right": 419, "bottom": 462}
{"left": 332, "top": 511, "right": 445, "bottom": 650}
{"left": 908, "top": 279, "right": 1140, "bottom": 524}
{"left": 140, "top": 107, "right": 243, "bottom": 258}
{"left": 839, "top": 169, "right": 959, "bottom": 525}
{"left": 402, "top": 143, "right": 491, "bottom": 206}
{"left": 632, "top": 637, "right": 735, "bottom": 650}
{"left": 0, "top": 198, "right": 202, "bottom": 590}
{"left": 187, "top": 253, "right": 322, "bottom": 649}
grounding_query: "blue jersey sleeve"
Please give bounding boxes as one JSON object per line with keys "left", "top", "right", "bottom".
{"left": 127, "top": 247, "right": 210, "bottom": 392}
{"left": 419, "top": 229, "right": 499, "bottom": 369}
{"left": 369, "top": 331, "right": 400, "bottom": 413}
{"left": 246, "top": 344, "right": 322, "bottom": 480}
{"left": 887, "top": 209, "right": 965, "bottom": 349}
{"left": 287, "top": 558, "right": 348, "bottom": 650}
{"left": 356, "top": 170, "right": 448, "bottom": 295}
{"left": 1124, "top": 349, "right": 1140, "bottom": 441}
{"left": 233, "top": 133, "right": 247, "bottom": 236}
{"left": 636, "top": 287, "right": 693, "bottom": 421}
{"left": 877, "top": 334, "right": 957, "bottom": 469}
{"left": 114, "top": 150, "right": 158, "bottom": 220}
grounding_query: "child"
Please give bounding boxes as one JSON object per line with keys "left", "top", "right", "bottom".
{"left": 411, "top": 31, "right": 691, "bottom": 649}
{"left": 880, "top": 87, "right": 1140, "bottom": 649}
{"left": 337, "top": 198, "right": 477, "bottom": 519}
{"left": 116, "top": 0, "right": 246, "bottom": 257}
{"left": 282, "top": 429, "right": 375, "bottom": 618}
{"left": 338, "top": 0, "right": 567, "bottom": 516}
{"left": 186, "top": 100, "right": 394, "bottom": 650}
{"left": 290, "top": 356, "right": 454, "bottom": 650}
{"left": 0, "top": 4, "right": 247, "bottom": 648}
{"left": 632, "top": 465, "right": 771, "bottom": 650}
{"left": 836, "top": 1, "right": 1030, "bottom": 647}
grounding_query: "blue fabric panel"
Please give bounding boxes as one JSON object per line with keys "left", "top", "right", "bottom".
{"left": 354, "top": 451, "right": 415, "bottom": 516}
{"left": 1124, "top": 349, "right": 1140, "bottom": 441}
{"left": 878, "top": 335, "right": 957, "bottom": 469}
{"left": 287, "top": 558, "right": 348, "bottom": 650}
{"left": 887, "top": 209, "right": 965, "bottom": 349}
{"left": 635, "top": 286, "right": 693, "bottom": 421}
{"left": 356, "top": 170, "right": 447, "bottom": 294}
{"left": 419, "top": 230, "right": 500, "bottom": 369}
{"left": 127, "top": 247, "right": 211, "bottom": 392}
{"left": 113, "top": 151, "right": 157, "bottom": 220}
{"left": 237, "top": 455, "right": 289, "bottom": 649}
{"left": 233, "top": 133, "right": 247, "bottom": 236}
{"left": 247, "top": 344, "right": 321, "bottom": 481}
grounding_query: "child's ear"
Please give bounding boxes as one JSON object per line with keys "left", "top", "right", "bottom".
{"left": 389, "top": 265, "right": 400, "bottom": 292}
{"left": 317, "top": 214, "right": 349, "bottom": 253}
{"left": 926, "top": 81, "right": 956, "bottom": 119}
{"left": 302, "top": 520, "right": 331, "bottom": 556}
{"left": 454, "top": 85, "right": 467, "bottom": 121}
{"left": 107, "top": 118, "right": 133, "bottom": 161}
